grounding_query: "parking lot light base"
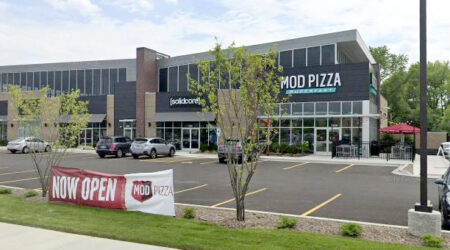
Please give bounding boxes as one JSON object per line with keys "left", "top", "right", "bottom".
{"left": 414, "top": 202, "right": 433, "bottom": 213}
{"left": 408, "top": 208, "right": 441, "bottom": 237}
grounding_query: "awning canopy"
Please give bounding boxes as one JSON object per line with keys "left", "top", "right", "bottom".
{"left": 155, "top": 112, "right": 215, "bottom": 122}
{"left": 379, "top": 123, "right": 420, "bottom": 134}
{"left": 61, "top": 114, "right": 106, "bottom": 124}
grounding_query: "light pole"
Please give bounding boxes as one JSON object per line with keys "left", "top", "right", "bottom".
{"left": 415, "top": 0, "right": 432, "bottom": 213}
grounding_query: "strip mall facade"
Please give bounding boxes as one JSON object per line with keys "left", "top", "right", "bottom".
{"left": 0, "top": 30, "right": 386, "bottom": 155}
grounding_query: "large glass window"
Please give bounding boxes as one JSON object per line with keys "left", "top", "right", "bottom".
{"left": 292, "top": 118, "right": 302, "bottom": 127}
{"left": 291, "top": 128, "right": 302, "bottom": 145}
{"left": 321, "top": 44, "right": 335, "bottom": 65}
{"left": 280, "top": 103, "right": 291, "bottom": 116}
{"left": 20, "top": 72, "right": 26, "bottom": 90}
{"left": 329, "top": 102, "right": 341, "bottom": 115}
{"left": 280, "top": 128, "right": 290, "bottom": 145}
{"left": 342, "top": 102, "right": 352, "bottom": 114}
{"left": 315, "top": 102, "right": 327, "bottom": 115}
{"left": 293, "top": 48, "right": 306, "bottom": 68}
{"left": 315, "top": 118, "right": 327, "bottom": 127}
{"left": 118, "top": 68, "right": 126, "bottom": 82}
{"left": 55, "top": 71, "right": 62, "bottom": 95}
{"left": 188, "top": 64, "right": 198, "bottom": 85}
{"left": 14, "top": 73, "right": 20, "bottom": 86}
{"left": 292, "top": 103, "right": 302, "bottom": 115}
{"left": 353, "top": 101, "right": 362, "bottom": 114}
{"left": 33, "top": 72, "right": 40, "bottom": 90}
{"left": 304, "top": 118, "right": 314, "bottom": 127}
{"left": 40, "top": 72, "right": 48, "bottom": 89}
{"left": 178, "top": 65, "right": 188, "bottom": 92}
{"left": 168, "top": 67, "right": 178, "bottom": 92}
{"left": 304, "top": 103, "right": 314, "bottom": 115}
{"left": 279, "top": 50, "right": 292, "bottom": 69}
{"left": 77, "top": 70, "right": 85, "bottom": 95}
{"left": 303, "top": 128, "right": 314, "bottom": 152}
{"left": 26, "top": 72, "right": 32, "bottom": 90}
{"left": 307, "top": 46, "right": 320, "bottom": 66}
{"left": 159, "top": 68, "right": 168, "bottom": 92}
{"left": 48, "top": 72, "right": 55, "bottom": 94}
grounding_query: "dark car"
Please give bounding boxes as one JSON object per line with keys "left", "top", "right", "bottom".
{"left": 96, "top": 136, "right": 132, "bottom": 158}
{"left": 435, "top": 166, "right": 450, "bottom": 228}
{"left": 217, "top": 139, "right": 259, "bottom": 164}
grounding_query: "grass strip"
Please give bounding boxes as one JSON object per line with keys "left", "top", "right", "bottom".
{"left": 0, "top": 195, "right": 427, "bottom": 249}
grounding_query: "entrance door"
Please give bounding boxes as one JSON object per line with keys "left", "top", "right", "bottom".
{"left": 315, "top": 128, "right": 328, "bottom": 154}
{"left": 124, "top": 128, "right": 134, "bottom": 140}
{"left": 182, "top": 128, "right": 200, "bottom": 150}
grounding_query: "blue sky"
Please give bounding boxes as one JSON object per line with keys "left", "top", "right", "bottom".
{"left": 0, "top": 0, "right": 448, "bottom": 65}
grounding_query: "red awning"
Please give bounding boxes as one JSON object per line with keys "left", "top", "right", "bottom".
{"left": 379, "top": 123, "right": 420, "bottom": 134}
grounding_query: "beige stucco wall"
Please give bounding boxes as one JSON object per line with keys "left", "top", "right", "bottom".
{"left": 415, "top": 132, "right": 448, "bottom": 150}
{"left": 107, "top": 95, "right": 115, "bottom": 136}
{"left": 144, "top": 92, "right": 156, "bottom": 137}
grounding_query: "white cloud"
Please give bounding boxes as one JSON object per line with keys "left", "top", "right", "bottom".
{"left": 0, "top": 0, "right": 448, "bottom": 65}
{"left": 109, "top": 0, "right": 154, "bottom": 13}
{"left": 43, "top": 0, "right": 100, "bottom": 16}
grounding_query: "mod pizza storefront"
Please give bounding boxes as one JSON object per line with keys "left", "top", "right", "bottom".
{"left": 257, "top": 63, "right": 380, "bottom": 155}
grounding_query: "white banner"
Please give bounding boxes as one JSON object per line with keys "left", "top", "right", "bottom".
{"left": 124, "top": 169, "right": 175, "bottom": 216}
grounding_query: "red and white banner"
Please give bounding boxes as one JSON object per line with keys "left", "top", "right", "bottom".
{"left": 49, "top": 166, "right": 175, "bottom": 216}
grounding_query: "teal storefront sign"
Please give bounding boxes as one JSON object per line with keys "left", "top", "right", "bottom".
{"left": 286, "top": 87, "right": 337, "bottom": 95}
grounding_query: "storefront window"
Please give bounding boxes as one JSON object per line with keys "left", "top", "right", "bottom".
{"left": 271, "top": 118, "right": 279, "bottom": 128}
{"left": 280, "top": 103, "right": 291, "bottom": 116}
{"left": 165, "top": 128, "right": 173, "bottom": 142}
{"left": 342, "top": 102, "right": 352, "bottom": 115}
{"left": 291, "top": 118, "right": 302, "bottom": 127}
{"left": 156, "top": 128, "right": 164, "bottom": 138}
{"left": 291, "top": 128, "right": 302, "bottom": 145}
{"left": 315, "top": 118, "right": 327, "bottom": 127}
{"left": 304, "top": 103, "right": 314, "bottom": 115}
{"left": 329, "top": 118, "right": 341, "bottom": 127}
{"left": 303, "top": 128, "right": 314, "bottom": 151}
{"left": 342, "top": 128, "right": 351, "bottom": 144}
{"left": 353, "top": 117, "right": 362, "bottom": 127}
{"left": 352, "top": 128, "right": 362, "bottom": 143}
{"left": 342, "top": 118, "right": 352, "bottom": 127}
{"left": 315, "top": 102, "right": 327, "bottom": 115}
{"left": 280, "top": 128, "right": 290, "bottom": 145}
{"left": 280, "top": 118, "right": 290, "bottom": 127}
{"left": 353, "top": 101, "right": 363, "bottom": 114}
{"left": 200, "top": 129, "right": 208, "bottom": 145}
{"left": 292, "top": 103, "right": 302, "bottom": 115}
{"left": 303, "top": 118, "right": 314, "bottom": 127}
{"left": 328, "top": 102, "right": 341, "bottom": 115}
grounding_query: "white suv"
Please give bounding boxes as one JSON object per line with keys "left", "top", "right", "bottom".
{"left": 7, "top": 137, "right": 51, "bottom": 154}
{"left": 131, "top": 137, "right": 175, "bottom": 159}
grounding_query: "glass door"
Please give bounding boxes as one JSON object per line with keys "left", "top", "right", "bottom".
{"left": 181, "top": 128, "right": 200, "bottom": 150}
{"left": 315, "top": 128, "right": 328, "bottom": 154}
{"left": 329, "top": 127, "right": 341, "bottom": 155}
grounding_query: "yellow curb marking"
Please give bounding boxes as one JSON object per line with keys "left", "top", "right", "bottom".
{"left": 0, "top": 177, "right": 39, "bottom": 184}
{"left": 283, "top": 162, "right": 309, "bottom": 170}
{"left": 175, "top": 184, "right": 208, "bottom": 194}
{"left": 211, "top": 188, "right": 268, "bottom": 207}
{"left": 335, "top": 164, "right": 355, "bottom": 173}
{"left": 301, "top": 193, "right": 342, "bottom": 217}
{"left": 0, "top": 170, "right": 35, "bottom": 176}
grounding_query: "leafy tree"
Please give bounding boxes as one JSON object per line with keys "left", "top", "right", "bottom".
{"left": 370, "top": 45, "right": 408, "bottom": 81}
{"left": 8, "top": 85, "right": 90, "bottom": 197}
{"left": 189, "top": 42, "right": 284, "bottom": 221}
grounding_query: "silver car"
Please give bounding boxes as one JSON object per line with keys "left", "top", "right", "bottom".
{"left": 440, "top": 142, "right": 450, "bottom": 159}
{"left": 6, "top": 137, "right": 51, "bottom": 154}
{"left": 131, "top": 137, "right": 175, "bottom": 159}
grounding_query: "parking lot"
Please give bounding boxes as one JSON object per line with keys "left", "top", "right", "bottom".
{"left": 0, "top": 149, "right": 439, "bottom": 226}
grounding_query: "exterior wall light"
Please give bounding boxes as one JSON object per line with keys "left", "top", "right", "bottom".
{"left": 44, "top": 123, "right": 48, "bottom": 127}
{"left": 148, "top": 122, "right": 152, "bottom": 127}
{"left": 10, "top": 123, "right": 13, "bottom": 128}
{"left": 108, "top": 122, "right": 111, "bottom": 127}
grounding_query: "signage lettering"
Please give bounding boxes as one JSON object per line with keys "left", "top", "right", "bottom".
{"left": 281, "top": 72, "right": 342, "bottom": 95}
{"left": 169, "top": 97, "right": 201, "bottom": 107}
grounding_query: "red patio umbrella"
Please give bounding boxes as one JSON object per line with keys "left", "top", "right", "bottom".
{"left": 379, "top": 123, "right": 420, "bottom": 134}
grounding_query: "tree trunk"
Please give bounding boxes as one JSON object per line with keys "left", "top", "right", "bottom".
{"left": 236, "top": 197, "right": 245, "bottom": 221}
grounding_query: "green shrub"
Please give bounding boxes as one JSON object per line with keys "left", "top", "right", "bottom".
{"left": 199, "top": 144, "right": 209, "bottom": 152}
{"left": 422, "top": 234, "right": 444, "bottom": 248}
{"left": 183, "top": 208, "right": 196, "bottom": 219}
{"left": 270, "top": 143, "right": 279, "bottom": 153}
{"left": 24, "top": 190, "right": 39, "bottom": 198}
{"left": 340, "top": 223, "right": 363, "bottom": 237}
{"left": 0, "top": 140, "right": 7, "bottom": 146}
{"left": 301, "top": 142, "right": 312, "bottom": 154}
{"left": 277, "top": 216, "right": 298, "bottom": 229}
{"left": 279, "top": 144, "right": 288, "bottom": 153}
{"left": 285, "top": 145, "right": 293, "bottom": 154}
{"left": 208, "top": 144, "right": 217, "bottom": 151}
{"left": 0, "top": 188, "right": 12, "bottom": 194}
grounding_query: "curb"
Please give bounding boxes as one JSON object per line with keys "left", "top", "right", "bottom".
{"left": 175, "top": 202, "right": 450, "bottom": 234}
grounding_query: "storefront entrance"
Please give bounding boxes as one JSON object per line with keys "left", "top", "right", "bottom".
{"left": 314, "top": 128, "right": 341, "bottom": 154}
{"left": 182, "top": 128, "right": 200, "bottom": 150}
{"left": 120, "top": 119, "right": 136, "bottom": 140}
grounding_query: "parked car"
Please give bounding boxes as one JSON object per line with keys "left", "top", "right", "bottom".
{"left": 217, "top": 139, "right": 258, "bottom": 164}
{"left": 434, "top": 166, "right": 450, "bottom": 228}
{"left": 7, "top": 137, "right": 51, "bottom": 154}
{"left": 439, "top": 142, "right": 450, "bottom": 159}
{"left": 96, "top": 136, "right": 132, "bottom": 158}
{"left": 130, "top": 137, "right": 176, "bottom": 159}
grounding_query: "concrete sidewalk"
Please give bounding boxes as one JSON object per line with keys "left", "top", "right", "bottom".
{"left": 412, "top": 154, "right": 450, "bottom": 178}
{"left": 0, "top": 222, "right": 174, "bottom": 250}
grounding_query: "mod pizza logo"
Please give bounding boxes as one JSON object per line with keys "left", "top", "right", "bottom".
{"left": 132, "top": 180, "right": 153, "bottom": 202}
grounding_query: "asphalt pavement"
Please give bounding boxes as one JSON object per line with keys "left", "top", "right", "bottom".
{"left": 0, "top": 149, "right": 439, "bottom": 226}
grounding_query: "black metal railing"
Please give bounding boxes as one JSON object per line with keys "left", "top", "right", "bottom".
{"left": 333, "top": 141, "right": 415, "bottom": 161}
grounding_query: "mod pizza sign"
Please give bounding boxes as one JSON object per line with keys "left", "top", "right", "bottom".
{"left": 49, "top": 166, "right": 175, "bottom": 216}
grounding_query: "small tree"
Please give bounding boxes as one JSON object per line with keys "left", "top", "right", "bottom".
{"left": 8, "top": 85, "right": 90, "bottom": 197}
{"left": 189, "top": 42, "right": 284, "bottom": 221}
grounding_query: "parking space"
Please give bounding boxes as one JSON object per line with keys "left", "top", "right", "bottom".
{"left": 0, "top": 148, "right": 438, "bottom": 226}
